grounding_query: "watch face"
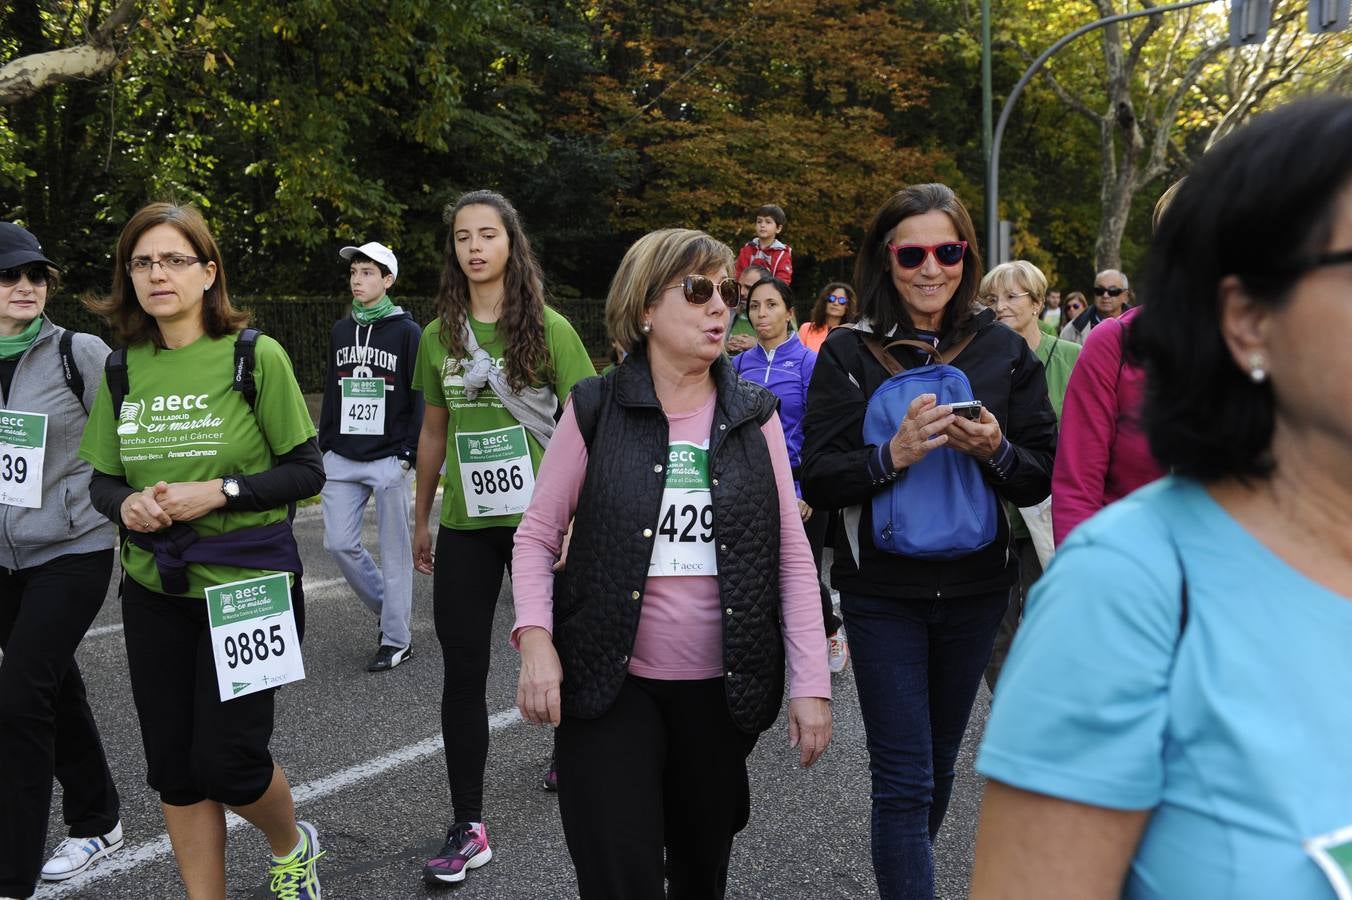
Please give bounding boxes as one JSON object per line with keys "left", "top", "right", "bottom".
{"left": 223, "top": 479, "right": 241, "bottom": 497}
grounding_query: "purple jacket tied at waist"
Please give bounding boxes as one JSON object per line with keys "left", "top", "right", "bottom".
{"left": 128, "top": 520, "right": 303, "bottom": 595}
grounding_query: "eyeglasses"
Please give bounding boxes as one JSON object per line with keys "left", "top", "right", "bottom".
{"left": 1093, "top": 285, "right": 1127, "bottom": 297}
{"left": 664, "top": 274, "right": 740, "bottom": 306}
{"left": 990, "top": 291, "right": 1031, "bottom": 305}
{"left": 827, "top": 293, "right": 849, "bottom": 304}
{"left": 126, "top": 254, "right": 203, "bottom": 276}
{"left": 887, "top": 242, "right": 967, "bottom": 270}
{"left": 0, "top": 265, "right": 50, "bottom": 287}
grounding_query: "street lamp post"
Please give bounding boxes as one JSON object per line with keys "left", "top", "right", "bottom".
{"left": 984, "top": 0, "right": 1220, "bottom": 265}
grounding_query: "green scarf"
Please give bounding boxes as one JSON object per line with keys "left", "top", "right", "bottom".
{"left": 0, "top": 316, "right": 43, "bottom": 360}
{"left": 352, "top": 294, "right": 396, "bottom": 326}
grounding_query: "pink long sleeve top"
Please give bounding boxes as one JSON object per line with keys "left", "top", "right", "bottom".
{"left": 1052, "top": 307, "right": 1165, "bottom": 546}
{"left": 511, "top": 392, "right": 831, "bottom": 701}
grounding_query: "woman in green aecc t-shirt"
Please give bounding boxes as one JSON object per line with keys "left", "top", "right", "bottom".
{"left": 412, "top": 190, "right": 595, "bottom": 887}
{"left": 78, "top": 203, "right": 326, "bottom": 899}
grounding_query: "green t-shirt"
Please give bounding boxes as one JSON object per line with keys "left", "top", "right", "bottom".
{"left": 412, "top": 306, "right": 595, "bottom": 530}
{"left": 1009, "top": 332, "right": 1081, "bottom": 540}
{"left": 78, "top": 333, "right": 316, "bottom": 597}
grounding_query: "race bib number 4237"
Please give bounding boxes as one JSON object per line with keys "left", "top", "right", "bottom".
{"left": 455, "top": 425, "right": 536, "bottom": 518}
{"left": 340, "top": 377, "right": 386, "bottom": 435}
{"left": 205, "top": 573, "right": 305, "bottom": 702}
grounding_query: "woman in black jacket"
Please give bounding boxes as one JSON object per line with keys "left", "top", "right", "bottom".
{"left": 799, "top": 184, "right": 1055, "bottom": 900}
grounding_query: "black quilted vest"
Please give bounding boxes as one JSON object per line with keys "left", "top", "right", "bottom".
{"left": 554, "top": 351, "right": 785, "bottom": 734}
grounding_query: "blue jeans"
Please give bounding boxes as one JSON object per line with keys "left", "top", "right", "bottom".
{"left": 841, "top": 588, "right": 1009, "bottom": 900}
{"left": 321, "top": 451, "right": 414, "bottom": 648}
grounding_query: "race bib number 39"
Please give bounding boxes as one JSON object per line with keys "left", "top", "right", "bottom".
{"left": 648, "top": 441, "right": 717, "bottom": 577}
{"left": 456, "top": 425, "right": 536, "bottom": 518}
{"left": 340, "top": 377, "right": 386, "bottom": 435}
{"left": 205, "top": 573, "right": 305, "bottom": 702}
{"left": 0, "top": 409, "right": 47, "bottom": 509}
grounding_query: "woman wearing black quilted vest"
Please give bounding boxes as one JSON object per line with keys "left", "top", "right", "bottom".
{"left": 510, "top": 228, "right": 832, "bottom": 899}
{"left": 799, "top": 184, "right": 1056, "bottom": 900}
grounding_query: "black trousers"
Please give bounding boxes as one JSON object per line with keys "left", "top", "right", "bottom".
{"left": 432, "top": 525, "right": 515, "bottom": 825}
{"left": 556, "top": 675, "right": 759, "bottom": 900}
{"left": 0, "top": 549, "right": 119, "bottom": 897}
{"left": 122, "top": 575, "right": 305, "bottom": 807}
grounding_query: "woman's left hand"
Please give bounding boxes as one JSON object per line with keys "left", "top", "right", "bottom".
{"left": 944, "top": 407, "right": 1003, "bottom": 460}
{"left": 797, "top": 499, "right": 813, "bottom": 523}
{"left": 152, "top": 480, "right": 228, "bottom": 522}
{"left": 787, "top": 697, "right": 832, "bottom": 768}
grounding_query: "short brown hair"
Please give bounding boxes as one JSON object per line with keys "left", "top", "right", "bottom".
{"left": 85, "top": 202, "right": 249, "bottom": 348}
{"left": 606, "top": 229, "right": 734, "bottom": 355}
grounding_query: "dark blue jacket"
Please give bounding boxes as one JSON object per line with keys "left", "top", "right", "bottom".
{"left": 317, "top": 307, "right": 424, "bottom": 463}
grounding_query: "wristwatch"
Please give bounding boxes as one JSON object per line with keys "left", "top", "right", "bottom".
{"left": 221, "top": 476, "right": 242, "bottom": 502}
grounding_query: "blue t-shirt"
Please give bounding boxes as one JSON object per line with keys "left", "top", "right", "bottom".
{"left": 731, "top": 333, "right": 816, "bottom": 493}
{"left": 977, "top": 476, "right": 1352, "bottom": 899}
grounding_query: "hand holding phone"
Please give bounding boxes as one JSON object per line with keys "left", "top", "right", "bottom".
{"left": 949, "top": 400, "right": 984, "bottom": 421}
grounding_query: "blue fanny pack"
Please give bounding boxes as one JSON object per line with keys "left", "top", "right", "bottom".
{"left": 861, "top": 335, "right": 998, "bottom": 560}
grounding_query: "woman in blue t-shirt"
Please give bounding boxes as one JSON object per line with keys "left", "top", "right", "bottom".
{"left": 972, "top": 96, "right": 1352, "bottom": 899}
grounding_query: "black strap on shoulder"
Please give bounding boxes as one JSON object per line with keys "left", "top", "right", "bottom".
{"left": 58, "top": 329, "right": 87, "bottom": 413}
{"left": 233, "top": 327, "right": 261, "bottom": 409}
{"left": 106, "top": 348, "right": 129, "bottom": 419}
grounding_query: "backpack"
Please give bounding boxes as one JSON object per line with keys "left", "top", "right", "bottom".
{"left": 57, "top": 329, "right": 87, "bottom": 413}
{"left": 105, "top": 327, "right": 261, "bottom": 417}
{"left": 860, "top": 333, "right": 998, "bottom": 560}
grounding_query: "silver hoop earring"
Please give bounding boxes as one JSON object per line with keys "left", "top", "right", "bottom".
{"left": 1247, "top": 353, "right": 1267, "bottom": 383}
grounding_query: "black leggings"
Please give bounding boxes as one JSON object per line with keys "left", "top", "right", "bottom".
{"left": 432, "top": 525, "right": 515, "bottom": 825}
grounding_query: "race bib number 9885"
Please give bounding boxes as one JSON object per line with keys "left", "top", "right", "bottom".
{"left": 205, "top": 573, "right": 305, "bottom": 702}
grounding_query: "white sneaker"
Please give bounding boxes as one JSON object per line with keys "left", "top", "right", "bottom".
{"left": 40, "top": 821, "right": 124, "bottom": 881}
{"left": 828, "top": 628, "right": 850, "bottom": 674}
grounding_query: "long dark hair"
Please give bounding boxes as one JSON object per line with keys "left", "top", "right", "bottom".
{"left": 86, "top": 202, "right": 249, "bottom": 348}
{"left": 808, "top": 281, "right": 857, "bottom": 327}
{"left": 1130, "top": 95, "right": 1352, "bottom": 481}
{"left": 853, "top": 183, "right": 984, "bottom": 339}
{"left": 435, "top": 190, "right": 550, "bottom": 391}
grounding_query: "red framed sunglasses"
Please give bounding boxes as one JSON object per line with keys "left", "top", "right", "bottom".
{"left": 887, "top": 241, "right": 967, "bottom": 269}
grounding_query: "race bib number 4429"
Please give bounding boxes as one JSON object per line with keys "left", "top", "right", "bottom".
{"left": 648, "top": 441, "right": 717, "bottom": 577}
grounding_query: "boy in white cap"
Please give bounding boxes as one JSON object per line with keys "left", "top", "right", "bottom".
{"left": 319, "top": 242, "right": 424, "bottom": 670}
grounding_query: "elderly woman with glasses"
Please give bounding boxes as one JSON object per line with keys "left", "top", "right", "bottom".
{"left": 800, "top": 184, "right": 1056, "bottom": 900}
{"left": 973, "top": 94, "right": 1352, "bottom": 900}
{"left": 511, "top": 228, "right": 831, "bottom": 899}
{"left": 0, "top": 223, "right": 124, "bottom": 898}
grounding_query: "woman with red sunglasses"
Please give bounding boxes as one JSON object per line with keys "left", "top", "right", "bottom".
{"left": 512, "top": 228, "right": 831, "bottom": 898}
{"left": 800, "top": 184, "right": 1056, "bottom": 900}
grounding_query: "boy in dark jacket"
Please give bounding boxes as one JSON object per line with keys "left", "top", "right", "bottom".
{"left": 318, "top": 242, "right": 424, "bottom": 671}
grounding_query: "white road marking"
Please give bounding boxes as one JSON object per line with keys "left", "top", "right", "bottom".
{"left": 38, "top": 708, "right": 524, "bottom": 895}
{"left": 78, "top": 576, "right": 352, "bottom": 641}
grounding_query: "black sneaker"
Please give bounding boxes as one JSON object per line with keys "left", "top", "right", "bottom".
{"left": 367, "top": 643, "right": 412, "bottom": 672}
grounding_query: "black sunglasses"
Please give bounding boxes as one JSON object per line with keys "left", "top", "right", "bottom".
{"left": 1093, "top": 285, "right": 1127, "bottom": 297}
{"left": 664, "top": 274, "right": 740, "bottom": 306}
{"left": 0, "top": 265, "right": 50, "bottom": 287}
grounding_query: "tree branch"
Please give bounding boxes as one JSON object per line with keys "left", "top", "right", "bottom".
{"left": 0, "top": 0, "right": 137, "bottom": 106}
{"left": 1003, "top": 40, "right": 1102, "bottom": 125}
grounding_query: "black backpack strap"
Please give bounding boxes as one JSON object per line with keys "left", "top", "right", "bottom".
{"left": 569, "top": 376, "right": 605, "bottom": 448}
{"left": 58, "top": 329, "right": 87, "bottom": 413}
{"left": 233, "top": 327, "right": 261, "bottom": 409}
{"left": 105, "top": 348, "right": 129, "bottom": 419}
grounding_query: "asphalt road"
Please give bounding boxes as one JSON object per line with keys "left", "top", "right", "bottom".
{"left": 27, "top": 498, "right": 993, "bottom": 899}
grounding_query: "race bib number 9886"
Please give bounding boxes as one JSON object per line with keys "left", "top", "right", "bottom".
{"left": 455, "top": 424, "right": 536, "bottom": 517}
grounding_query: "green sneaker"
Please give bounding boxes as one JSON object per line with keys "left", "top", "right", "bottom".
{"left": 268, "top": 821, "right": 324, "bottom": 899}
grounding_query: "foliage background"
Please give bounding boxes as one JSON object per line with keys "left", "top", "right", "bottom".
{"left": 2, "top": 0, "right": 1349, "bottom": 345}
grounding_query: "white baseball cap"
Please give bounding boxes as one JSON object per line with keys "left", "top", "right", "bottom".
{"left": 339, "top": 241, "right": 398, "bottom": 280}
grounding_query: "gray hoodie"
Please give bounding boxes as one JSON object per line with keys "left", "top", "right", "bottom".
{"left": 0, "top": 318, "right": 115, "bottom": 569}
